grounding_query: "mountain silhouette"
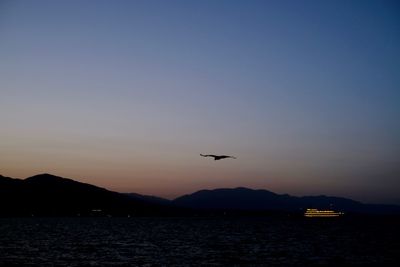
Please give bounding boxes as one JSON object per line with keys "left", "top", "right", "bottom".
{"left": 173, "top": 187, "right": 400, "bottom": 214}
{"left": 0, "top": 173, "right": 173, "bottom": 216}
{"left": 1, "top": 174, "right": 399, "bottom": 216}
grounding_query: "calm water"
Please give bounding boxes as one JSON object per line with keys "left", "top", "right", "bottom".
{"left": 0, "top": 217, "right": 399, "bottom": 266}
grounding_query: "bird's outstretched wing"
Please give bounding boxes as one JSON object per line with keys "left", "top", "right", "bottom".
{"left": 200, "top": 154, "right": 218, "bottom": 157}
{"left": 219, "top": 155, "right": 237, "bottom": 159}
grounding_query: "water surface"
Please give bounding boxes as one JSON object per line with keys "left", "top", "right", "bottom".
{"left": 0, "top": 217, "right": 399, "bottom": 266}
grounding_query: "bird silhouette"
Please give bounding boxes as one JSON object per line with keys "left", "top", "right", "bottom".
{"left": 200, "top": 154, "right": 237, "bottom": 160}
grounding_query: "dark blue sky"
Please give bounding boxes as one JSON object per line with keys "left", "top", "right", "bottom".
{"left": 1, "top": 0, "right": 399, "bottom": 204}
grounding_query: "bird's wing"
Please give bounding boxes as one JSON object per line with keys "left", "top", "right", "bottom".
{"left": 201, "top": 154, "right": 217, "bottom": 157}
{"left": 222, "top": 155, "right": 237, "bottom": 159}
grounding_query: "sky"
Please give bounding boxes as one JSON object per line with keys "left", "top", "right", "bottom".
{"left": 1, "top": 0, "right": 399, "bottom": 204}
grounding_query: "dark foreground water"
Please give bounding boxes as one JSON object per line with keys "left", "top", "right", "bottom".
{"left": 0, "top": 217, "right": 399, "bottom": 266}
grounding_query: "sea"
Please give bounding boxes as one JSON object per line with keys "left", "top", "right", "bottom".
{"left": 0, "top": 216, "right": 399, "bottom": 266}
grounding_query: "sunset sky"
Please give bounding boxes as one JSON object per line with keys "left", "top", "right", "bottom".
{"left": 1, "top": 0, "right": 399, "bottom": 204}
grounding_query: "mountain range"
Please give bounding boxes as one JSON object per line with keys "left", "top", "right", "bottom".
{"left": 1, "top": 173, "right": 399, "bottom": 216}
{"left": 0, "top": 173, "right": 174, "bottom": 216}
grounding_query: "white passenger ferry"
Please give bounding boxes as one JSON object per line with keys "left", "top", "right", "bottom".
{"left": 304, "top": 208, "right": 344, "bottom": 217}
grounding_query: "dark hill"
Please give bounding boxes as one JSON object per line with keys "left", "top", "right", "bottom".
{"left": 173, "top": 187, "right": 400, "bottom": 214}
{"left": 0, "top": 174, "right": 172, "bottom": 216}
{"left": 173, "top": 187, "right": 286, "bottom": 210}
{"left": 2, "top": 174, "right": 399, "bottom": 216}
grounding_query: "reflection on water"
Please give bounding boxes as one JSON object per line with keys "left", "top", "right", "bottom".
{"left": 0, "top": 217, "right": 399, "bottom": 266}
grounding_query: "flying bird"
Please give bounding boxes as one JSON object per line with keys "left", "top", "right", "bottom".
{"left": 200, "top": 154, "right": 237, "bottom": 160}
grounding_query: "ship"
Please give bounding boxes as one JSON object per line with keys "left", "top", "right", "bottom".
{"left": 304, "top": 208, "right": 344, "bottom": 217}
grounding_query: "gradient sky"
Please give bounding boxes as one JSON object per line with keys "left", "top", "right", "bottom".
{"left": 1, "top": 0, "right": 399, "bottom": 204}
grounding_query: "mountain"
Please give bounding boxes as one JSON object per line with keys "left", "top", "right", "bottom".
{"left": 174, "top": 187, "right": 287, "bottom": 210}
{"left": 2, "top": 174, "right": 399, "bottom": 216}
{"left": 173, "top": 187, "right": 400, "bottom": 214}
{"left": 0, "top": 173, "right": 173, "bottom": 216}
